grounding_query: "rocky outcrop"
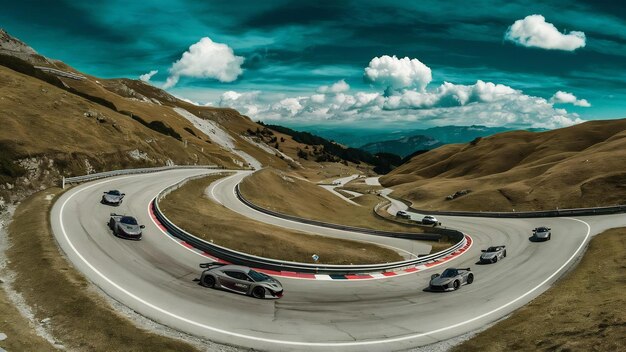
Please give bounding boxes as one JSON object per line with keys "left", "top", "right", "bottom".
{"left": 0, "top": 29, "right": 49, "bottom": 65}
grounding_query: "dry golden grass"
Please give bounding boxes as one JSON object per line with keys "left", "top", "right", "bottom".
{"left": 0, "top": 287, "right": 54, "bottom": 351}
{"left": 291, "top": 162, "right": 373, "bottom": 183}
{"left": 0, "top": 66, "right": 241, "bottom": 171}
{"left": 455, "top": 227, "right": 626, "bottom": 352}
{"left": 382, "top": 119, "right": 626, "bottom": 211}
{"left": 240, "top": 168, "right": 424, "bottom": 233}
{"left": 7, "top": 188, "right": 199, "bottom": 352}
{"left": 340, "top": 178, "right": 384, "bottom": 194}
{"left": 159, "top": 174, "right": 403, "bottom": 264}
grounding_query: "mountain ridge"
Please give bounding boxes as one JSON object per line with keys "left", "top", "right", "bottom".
{"left": 381, "top": 118, "right": 626, "bottom": 211}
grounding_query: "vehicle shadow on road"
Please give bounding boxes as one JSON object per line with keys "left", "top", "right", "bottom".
{"left": 475, "top": 261, "right": 492, "bottom": 265}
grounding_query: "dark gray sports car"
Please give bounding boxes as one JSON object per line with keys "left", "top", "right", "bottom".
{"left": 101, "top": 190, "right": 125, "bottom": 206}
{"left": 199, "top": 263, "right": 284, "bottom": 299}
{"left": 479, "top": 246, "right": 507, "bottom": 263}
{"left": 429, "top": 268, "right": 474, "bottom": 291}
{"left": 108, "top": 213, "right": 144, "bottom": 240}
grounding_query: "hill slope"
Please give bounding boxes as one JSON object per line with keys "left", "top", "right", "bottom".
{"left": 381, "top": 119, "right": 626, "bottom": 211}
{"left": 0, "top": 29, "right": 359, "bottom": 203}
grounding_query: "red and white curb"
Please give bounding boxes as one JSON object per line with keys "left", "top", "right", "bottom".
{"left": 149, "top": 200, "right": 473, "bottom": 280}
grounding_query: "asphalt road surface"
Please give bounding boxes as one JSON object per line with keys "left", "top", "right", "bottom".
{"left": 50, "top": 169, "right": 626, "bottom": 351}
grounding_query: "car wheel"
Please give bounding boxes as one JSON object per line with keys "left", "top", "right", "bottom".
{"left": 493, "top": 257, "right": 498, "bottom": 263}
{"left": 467, "top": 273, "right": 474, "bottom": 284}
{"left": 252, "top": 286, "right": 266, "bottom": 299}
{"left": 548, "top": 234, "right": 551, "bottom": 240}
{"left": 453, "top": 280, "right": 460, "bottom": 290}
{"left": 504, "top": 250, "right": 507, "bottom": 257}
{"left": 202, "top": 275, "right": 215, "bottom": 288}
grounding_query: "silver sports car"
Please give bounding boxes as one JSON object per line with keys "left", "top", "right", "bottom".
{"left": 421, "top": 215, "right": 439, "bottom": 226}
{"left": 429, "top": 268, "right": 474, "bottom": 291}
{"left": 533, "top": 226, "right": 552, "bottom": 241}
{"left": 101, "top": 190, "right": 125, "bottom": 206}
{"left": 108, "top": 213, "right": 144, "bottom": 240}
{"left": 199, "top": 263, "right": 284, "bottom": 299}
{"left": 479, "top": 245, "right": 507, "bottom": 263}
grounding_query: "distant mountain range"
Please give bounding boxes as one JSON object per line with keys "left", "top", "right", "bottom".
{"left": 299, "top": 125, "right": 545, "bottom": 158}
{"left": 360, "top": 135, "right": 443, "bottom": 157}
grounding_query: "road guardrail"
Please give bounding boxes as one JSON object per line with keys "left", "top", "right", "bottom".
{"left": 62, "top": 164, "right": 221, "bottom": 188}
{"left": 235, "top": 184, "right": 446, "bottom": 241}
{"left": 409, "top": 204, "right": 626, "bottom": 218}
{"left": 152, "top": 176, "right": 468, "bottom": 274}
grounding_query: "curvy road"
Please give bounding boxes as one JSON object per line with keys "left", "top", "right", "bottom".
{"left": 50, "top": 168, "right": 626, "bottom": 351}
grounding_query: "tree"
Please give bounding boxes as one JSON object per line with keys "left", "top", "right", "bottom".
{"left": 297, "top": 148, "right": 308, "bottom": 160}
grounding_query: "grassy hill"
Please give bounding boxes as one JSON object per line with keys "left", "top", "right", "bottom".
{"left": 0, "top": 29, "right": 369, "bottom": 204}
{"left": 381, "top": 119, "right": 626, "bottom": 211}
{"left": 240, "top": 168, "right": 424, "bottom": 233}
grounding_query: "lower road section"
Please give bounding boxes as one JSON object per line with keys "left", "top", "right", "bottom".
{"left": 50, "top": 169, "right": 626, "bottom": 351}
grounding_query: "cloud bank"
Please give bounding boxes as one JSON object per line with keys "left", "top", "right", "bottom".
{"left": 204, "top": 52, "right": 584, "bottom": 130}
{"left": 505, "top": 15, "right": 586, "bottom": 51}
{"left": 164, "top": 37, "right": 244, "bottom": 89}
{"left": 217, "top": 79, "right": 584, "bottom": 129}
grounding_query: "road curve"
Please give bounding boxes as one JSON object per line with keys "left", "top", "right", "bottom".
{"left": 50, "top": 169, "right": 626, "bottom": 351}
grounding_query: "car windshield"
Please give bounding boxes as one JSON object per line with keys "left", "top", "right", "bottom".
{"left": 536, "top": 227, "right": 548, "bottom": 232}
{"left": 248, "top": 269, "right": 271, "bottom": 282}
{"left": 108, "top": 190, "right": 121, "bottom": 196}
{"left": 486, "top": 247, "right": 499, "bottom": 252}
{"left": 120, "top": 217, "right": 138, "bottom": 225}
{"left": 441, "top": 269, "right": 458, "bottom": 278}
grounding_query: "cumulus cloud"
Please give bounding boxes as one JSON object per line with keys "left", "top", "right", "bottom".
{"left": 505, "top": 15, "right": 586, "bottom": 51}
{"left": 139, "top": 70, "right": 158, "bottom": 82}
{"left": 550, "top": 91, "right": 591, "bottom": 107}
{"left": 364, "top": 55, "right": 432, "bottom": 91}
{"left": 163, "top": 37, "right": 244, "bottom": 89}
{"left": 273, "top": 98, "right": 305, "bottom": 116}
{"left": 217, "top": 90, "right": 261, "bottom": 116}
{"left": 317, "top": 79, "right": 350, "bottom": 93}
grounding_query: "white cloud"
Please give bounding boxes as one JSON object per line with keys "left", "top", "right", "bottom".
{"left": 317, "top": 79, "right": 350, "bottom": 93}
{"left": 214, "top": 80, "right": 583, "bottom": 129}
{"left": 163, "top": 37, "right": 244, "bottom": 89}
{"left": 274, "top": 98, "right": 304, "bottom": 116}
{"left": 550, "top": 91, "right": 591, "bottom": 107}
{"left": 505, "top": 15, "right": 586, "bottom": 51}
{"left": 364, "top": 55, "right": 432, "bottom": 91}
{"left": 310, "top": 94, "right": 326, "bottom": 103}
{"left": 211, "top": 56, "right": 583, "bottom": 130}
{"left": 139, "top": 70, "right": 158, "bottom": 82}
{"left": 217, "top": 90, "right": 261, "bottom": 116}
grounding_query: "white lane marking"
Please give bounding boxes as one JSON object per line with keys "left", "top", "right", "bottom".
{"left": 56, "top": 174, "right": 592, "bottom": 348}
{"left": 208, "top": 172, "right": 242, "bottom": 205}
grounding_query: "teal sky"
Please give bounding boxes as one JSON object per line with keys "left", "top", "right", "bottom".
{"left": 1, "top": 0, "right": 625, "bottom": 130}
